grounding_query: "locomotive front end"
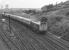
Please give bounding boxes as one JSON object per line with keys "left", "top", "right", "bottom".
{"left": 39, "top": 17, "right": 48, "bottom": 32}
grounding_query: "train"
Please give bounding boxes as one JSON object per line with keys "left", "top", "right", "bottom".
{"left": 2, "top": 13, "right": 48, "bottom": 33}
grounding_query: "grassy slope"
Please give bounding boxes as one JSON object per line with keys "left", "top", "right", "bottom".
{"left": 46, "top": 5, "right": 69, "bottom": 41}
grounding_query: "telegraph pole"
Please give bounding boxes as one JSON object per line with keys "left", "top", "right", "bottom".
{"left": 5, "top": 4, "right": 11, "bottom": 33}
{"left": 8, "top": 15, "right": 11, "bottom": 34}
{"left": 5, "top": 4, "right": 9, "bottom": 9}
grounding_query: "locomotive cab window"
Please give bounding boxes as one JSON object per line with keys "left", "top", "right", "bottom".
{"left": 40, "top": 17, "right": 47, "bottom": 24}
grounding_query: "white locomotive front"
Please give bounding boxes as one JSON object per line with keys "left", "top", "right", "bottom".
{"left": 39, "top": 17, "right": 47, "bottom": 32}
{"left": 31, "top": 17, "right": 48, "bottom": 33}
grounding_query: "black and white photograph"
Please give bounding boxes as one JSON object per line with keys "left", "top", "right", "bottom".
{"left": 0, "top": 0, "right": 69, "bottom": 50}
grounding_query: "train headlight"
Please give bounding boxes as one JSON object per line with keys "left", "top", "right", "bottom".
{"left": 2, "top": 19, "right": 6, "bottom": 22}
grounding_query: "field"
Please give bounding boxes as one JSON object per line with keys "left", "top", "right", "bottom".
{"left": 46, "top": 8, "right": 69, "bottom": 41}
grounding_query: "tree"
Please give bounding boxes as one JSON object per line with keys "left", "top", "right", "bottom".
{"left": 5, "top": 4, "right": 9, "bottom": 9}
{"left": 55, "top": 16, "right": 63, "bottom": 21}
{"left": 41, "top": 4, "right": 54, "bottom": 12}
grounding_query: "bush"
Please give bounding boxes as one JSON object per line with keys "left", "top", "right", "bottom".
{"left": 55, "top": 16, "right": 63, "bottom": 21}
{"left": 47, "top": 15, "right": 63, "bottom": 29}
{"left": 41, "top": 4, "right": 54, "bottom": 12}
{"left": 49, "top": 21, "right": 69, "bottom": 37}
{"left": 66, "top": 12, "right": 69, "bottom": 16}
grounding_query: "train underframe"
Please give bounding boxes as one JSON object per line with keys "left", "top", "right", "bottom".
{"left": 30, "top": 22, "right": 47, "bottom": 34}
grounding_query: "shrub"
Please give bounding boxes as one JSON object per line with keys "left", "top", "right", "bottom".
{"left": 66, "top": 12, "right": 69, "bottom": 16}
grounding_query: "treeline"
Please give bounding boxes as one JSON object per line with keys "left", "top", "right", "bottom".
{"left": 41, "top": 1, "right": 69, "bottom": 12}
{"left": 23, "top": 9, "right": 42, "bottom": 15}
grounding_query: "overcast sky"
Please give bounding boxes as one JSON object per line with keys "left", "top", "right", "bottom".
{"left": 0, "top": 0, "right": 68, "bottom": 8}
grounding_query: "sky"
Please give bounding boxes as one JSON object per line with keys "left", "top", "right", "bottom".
{"left": 0, "top": 0, "right": 68, "bottom": 8}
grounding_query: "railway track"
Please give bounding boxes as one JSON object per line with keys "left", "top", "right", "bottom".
{"left": 11, "top": 17, "right": 69, "bottom": 50}
{"left": 0, "top": 15, "right": 69, "bottom": 50}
